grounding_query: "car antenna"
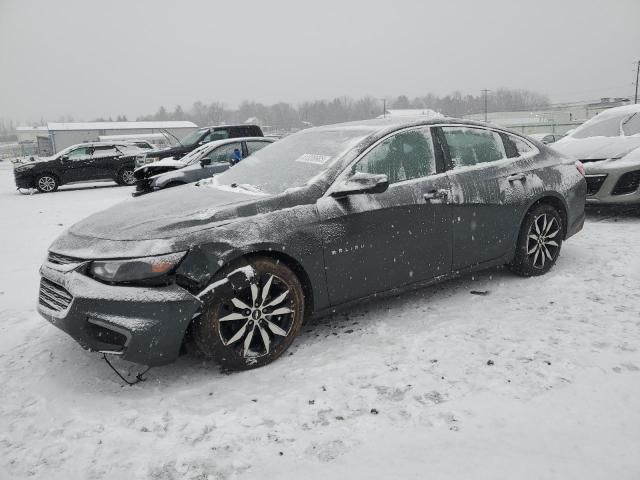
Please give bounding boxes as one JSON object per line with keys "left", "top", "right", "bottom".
{"left": 102, "top": 353, "right": 152, "bottom": 386}
{"left": 161, "top": 128, "right": 184, "bottom": 147}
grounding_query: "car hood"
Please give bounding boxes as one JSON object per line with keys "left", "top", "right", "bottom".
{"left": 553, "top": 136, "right": 640, "bottom": 161}
{"left": 63, "top": 184, "right": 271, "bottom": 243}
{"left": 135, "top": 157, "right": 185, "bottom": 172}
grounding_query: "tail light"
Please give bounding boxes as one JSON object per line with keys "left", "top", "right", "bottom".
{"left": 575, "top": 161, "right": 586, "bottom": 177}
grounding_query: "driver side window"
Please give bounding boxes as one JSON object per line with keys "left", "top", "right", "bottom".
{"left": 67, "top": 147, "right": 91, "bottom": 159}
{"left": 354, "top": 128, "right": 436, "bottom": 184}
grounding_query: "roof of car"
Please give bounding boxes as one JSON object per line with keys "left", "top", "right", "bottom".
{"left": 312, "top": 116, "right": 517, "bottom": 138}
{"left": 198, "top": 124, "right": 262, "bottom": 130}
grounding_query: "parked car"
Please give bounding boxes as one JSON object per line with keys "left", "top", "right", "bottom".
{"left": 528, "top": 133, "right": 565, "bottom": 144}
{"left": 145, "top": 124, "right": 264, "bottom": 161}
{"left": 552, "top": 105, "right": 640, "bottom": 204}
{"left": 38, "top": 118, "right": 585, "bottom": 370}
{"left": 13, "top": 142, "right": 144, "bottom": 192}
{"left": 133, "top": 137, "right": 274, "bottom": 196}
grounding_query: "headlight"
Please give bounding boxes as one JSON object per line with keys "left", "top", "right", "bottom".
{"left": 89, "top": 252, "right": 186, "bottom": 283}
{"left": 16, "top": 163, "right": 36, "bottom": 171}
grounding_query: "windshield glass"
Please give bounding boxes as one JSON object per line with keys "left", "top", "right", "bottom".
{"left": 180, "top": 143, "right": 213, "bottom": 165}
{"left": 208, "top": 128, "right": 374, "bottom": 195}
{"left": 180, "top": 129, "right": 207, "bottom": 147}
{"left": 571, "top": 113, "right": 628, "bottom": 139}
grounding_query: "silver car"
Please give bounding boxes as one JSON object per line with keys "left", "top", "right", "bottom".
{"left": 133, "top": 137, "right": 274, "bottom": 196}
{"left": 553, "top": 105, "right": 640, "bottom": 204}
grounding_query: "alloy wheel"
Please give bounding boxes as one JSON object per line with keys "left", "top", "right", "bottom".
{"left": 122, "top": 170, "right": 135, "bottom": 185}
{"left": 38, "top": 176, "right": 56, "bottom": 192}
{"left": 217, "top": 274, "right": 295, "bottom": 359}
{"left": 526, "top": 213, "right": 560, "bottom": 269}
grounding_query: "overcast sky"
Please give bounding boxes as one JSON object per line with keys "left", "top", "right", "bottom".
{"left": 1, "top": 0, "right": 639, "bottom": 123}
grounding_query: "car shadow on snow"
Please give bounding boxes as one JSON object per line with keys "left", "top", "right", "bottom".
{"left": 52, "top": 265, "right": 524, "bottom": 391}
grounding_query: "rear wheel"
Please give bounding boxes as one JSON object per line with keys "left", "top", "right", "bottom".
{"left": 117, "top": 167, "right": 136, "bottom": 186}
{"left": 509, "top": 204, "right": 563, "bottom": 276}
{"left": 35, "top": 174, "right": 58, "bottom": 193}
{"left": 193, "top": 257, "right": 305, "bottom": 371}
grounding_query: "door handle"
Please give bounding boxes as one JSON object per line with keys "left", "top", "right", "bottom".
{"left": 423, "top": 189, "right": 448, "bottom": 202}
{"left": 507, "top": 173, "right": 526, "bottom": 182}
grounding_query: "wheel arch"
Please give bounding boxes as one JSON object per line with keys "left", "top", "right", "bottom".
{"left": 35, "top": 171, "right": 62, "bottom": 187}
{"left": 220, "top": 249, "right": 316, "bottom": 320}
{"left": 519, "top": 192, "right": 569, "bottom": 240}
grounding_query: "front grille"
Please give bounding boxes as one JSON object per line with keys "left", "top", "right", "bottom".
{"left": 47, "top": 252, "right": 84, "bottom": 265}
{"left": 135, "top": 179, "right": 152, "bottom": 192}
{"left": 585, "top": 174, "right": 607, "bottom": 196}
{"left": 612, "top": 170, "right": 640, "bottom": 196}
{"left": 39, "top": 277, "right": 73, "bottom": 311}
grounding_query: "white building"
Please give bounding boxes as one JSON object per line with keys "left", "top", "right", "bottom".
{"left": 46, "top": 121, "right": 198, "bottom": 153}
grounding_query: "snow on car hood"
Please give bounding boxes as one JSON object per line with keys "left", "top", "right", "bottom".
{"left": 553, "top": 136, "right": 640, "bottom": 161}
{"left": 134, "top": 157, "right": 186, "bottom": 174}
{"left": 65, "top": 184, "right": 268, "bottom": 242}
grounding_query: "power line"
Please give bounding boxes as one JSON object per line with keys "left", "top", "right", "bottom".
{"left": 634, "top": 60, "right": 639, "bottom": 104}
{"left": 481, "top": 89, "right": 491, "bottom": 122}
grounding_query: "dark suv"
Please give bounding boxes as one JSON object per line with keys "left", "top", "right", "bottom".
{"left": 146, "top": 125, "right": 263, "bottom": 160}
{"left": 13, "top": 142, "right": 142, "bottom": 193}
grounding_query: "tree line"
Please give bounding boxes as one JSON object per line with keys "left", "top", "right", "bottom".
{"left": 135, "top": 88, "right": 549, "bottom": 130}
{"left": 1, "top": 88, "right": 549, "bottom": 136}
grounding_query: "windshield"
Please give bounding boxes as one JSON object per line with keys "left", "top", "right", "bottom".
{"left": 180, "top": 143, "right": 213, "bottom": 165}
{"left": 179, "top": 129, "right": 207, "bottom": 147}
{"left": 571, "top": 113, "right": 629, "bottom": 139}
{"left": 209, "top": 128, "right": 374, "bottom": 195}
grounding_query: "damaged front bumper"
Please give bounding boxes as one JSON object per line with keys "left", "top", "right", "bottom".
{"left": 38, "top": 260, "right": 201, "bottom": 366}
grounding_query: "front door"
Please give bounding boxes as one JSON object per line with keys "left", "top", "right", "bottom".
{"left": 61, "top": 146, "right": 94, "bottom": 183}
{"left": 317, "top": 127, "right": 453, "bottom": 306}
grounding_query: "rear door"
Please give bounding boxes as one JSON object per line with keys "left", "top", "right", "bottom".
{"left": 90, "top": 145, "right": 121, "bottom": 179}
{"left": 436, "top": 125, "right": 536, "bottom": 270}
{"left": 245, "top": 140, "right": 272, "bottom": 157}
{"left": 317, "top": 127, "right": 452, "bottom": 305}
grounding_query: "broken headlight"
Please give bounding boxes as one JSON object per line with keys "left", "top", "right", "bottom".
{"left": 89, "top": 252, "right": 186, "bottom": 283}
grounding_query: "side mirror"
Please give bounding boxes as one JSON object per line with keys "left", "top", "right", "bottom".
{"left": 330, "top": 172, "right": 389, "bottom": 198}
{"left": 60, "top": 155, "right": 69, "bottom": 161}
{"left": 200, "top": 158, "right": 212, "bottom": 168}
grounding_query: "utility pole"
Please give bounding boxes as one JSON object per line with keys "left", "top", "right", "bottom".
{"left": 481, "top": 89, "right": 491, "bottom": 122}
{"left": 382, "top": 98, "right": 387, "bottom": 118}
{"left": 634, "top": 60, "right": 640, "bottom": 104}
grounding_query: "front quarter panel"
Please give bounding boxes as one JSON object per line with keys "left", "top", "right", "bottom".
{"left": 176, "top": 201, "right": 329, "bottom": 312}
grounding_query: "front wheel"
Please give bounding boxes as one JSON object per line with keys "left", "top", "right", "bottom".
{"left": 509, "top": 204, "right": 563, "bottom": 276}
{"left": 117, "top": 167, "right": 136, "bottom": 186}
{"left": 193, "top": 257, "right": 305, "bottom": 371}
{"left": 35, "top": 174, "right": 58, "bottom": 193}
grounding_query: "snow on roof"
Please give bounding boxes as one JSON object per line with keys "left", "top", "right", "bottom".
{"left": 378, "top": 109, "right": 443, "bottom": 119}
{"left": 46, "top": 121, "right": 197, "bottom": 131}
{"left": 588, "top": 103, "right": 640, "bottom": 120}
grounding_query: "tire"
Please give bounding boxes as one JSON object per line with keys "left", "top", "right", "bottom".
{"left": 509, "top": 203, "right": 563, "bottom": 276}
{"left": 117, "top": 167, "right": 136, "bottom": 186}
{"left": 35, "top": 174, "right": 58, "bottom": 193}
{"left": 193, "top": 257, "right": 305, "bottom": 371}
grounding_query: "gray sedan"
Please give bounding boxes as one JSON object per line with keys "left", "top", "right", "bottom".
{"left": 133, "top": 137, "right": 274, "bottom": 195}
{"left": 38, "top": 117, "right": 586, "bottom": 371}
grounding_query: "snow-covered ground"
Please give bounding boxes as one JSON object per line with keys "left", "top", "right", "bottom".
{"left": 1, "top": 161, "right": 639, "bottom": 479}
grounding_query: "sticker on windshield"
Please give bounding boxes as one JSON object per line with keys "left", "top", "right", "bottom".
{"left": 295, "top": 154, "right": 331, "bottom": 165}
